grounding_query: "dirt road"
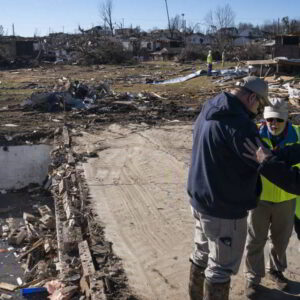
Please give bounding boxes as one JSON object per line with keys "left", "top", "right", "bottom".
{"left": 73, "top": 123, "right": 300, "bottom": 300}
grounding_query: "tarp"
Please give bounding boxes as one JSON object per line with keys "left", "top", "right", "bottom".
{"left": 151, "top": 70, "right": 205, "bottom": 85}
{"left": 150, "top": 67, "right": 250, "bottom": 85}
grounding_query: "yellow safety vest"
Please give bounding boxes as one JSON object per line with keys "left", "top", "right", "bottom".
{"left": 296, "top": 198, "right": 300, "bottom": 218}
{"left": 207, "top": 54, "right": 212, "bottom": 64}
{"left": 259, "top": 124, "right": 300, "bottom": 203}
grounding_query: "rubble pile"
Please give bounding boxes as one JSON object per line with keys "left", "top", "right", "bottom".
{"left": 47, "top": 126, "right": 136, "bottom": 299}
{"left": 42, "top": 34, "right": 134, "bottom": 65}
{"left": 0, "top": 126, "right": 136, "bottom": 300}
{"left": 0, "top": 185, "right": 58, "bottom": 299}
{"left": 18, "top": 79, "right": 200, "bottom": 126}
{"left": 22, "top": 79, "right": 111, "bottom": 112}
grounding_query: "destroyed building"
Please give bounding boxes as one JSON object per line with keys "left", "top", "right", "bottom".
{"left": 275, "top": 33, "right": 300, "bottom": 58}
{"left": 0, "top": 37, "right": 39, "bottom": 60}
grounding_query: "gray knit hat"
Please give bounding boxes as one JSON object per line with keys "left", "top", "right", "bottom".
{"left": 237, "top": 76, "right": 270, "bottom": 106}
{"left": 263, "top": 98, "right": 288, "bottom": 120}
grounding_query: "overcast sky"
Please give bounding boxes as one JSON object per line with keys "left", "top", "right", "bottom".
{"left": 1, "top": 0, "right": 300, "bottom": 37}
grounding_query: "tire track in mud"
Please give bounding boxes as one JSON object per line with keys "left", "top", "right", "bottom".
{"left": 79, "top": 126, "right": 193, "bottom": 300}
{"left": 77, "top": 124, "right": 300, "bottom": 300}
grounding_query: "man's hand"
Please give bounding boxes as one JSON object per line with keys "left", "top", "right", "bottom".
{"left": 243, "top": 138, "right": 273, "bottom": 163}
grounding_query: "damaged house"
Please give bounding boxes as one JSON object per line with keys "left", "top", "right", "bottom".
{"left": 275, "top": 33, "right": 300, "bottom": 58}
{"left": 79, "top": 25, "right": 112, "bottom": 36}
{"left": 0, "top": 36, "right": 39, "bottom": 61}
{"left": 115, "top": 27, "right": 141, "bottom": 37}
{"left": 185, "top": 33, "right": 214, "bottom": 45}
{"left": 233, "top": 28, "right": 264, "bottom": 46}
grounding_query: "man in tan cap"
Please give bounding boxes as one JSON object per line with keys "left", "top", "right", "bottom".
{"left": 244, "top": 98, "right": 300, "bottom": 298}
{"left": 187, "top": 76, "right": 270, "bottom": 300}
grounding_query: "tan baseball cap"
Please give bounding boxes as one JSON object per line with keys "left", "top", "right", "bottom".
{"left": 237, "top": 76, "right": 270, "bottom": 106}
{"left": 264, "top": 98, "right": 288, "bottom": 120}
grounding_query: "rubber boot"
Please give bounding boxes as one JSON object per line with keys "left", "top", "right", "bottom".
{"left": 244, "top": 281, "right": 265, "bottom": 299}
{"left": 203, "top": 279, "right": 230, "bottom": 300}
{"left": 189, "top": 262, "right": 206, "bottom": 300}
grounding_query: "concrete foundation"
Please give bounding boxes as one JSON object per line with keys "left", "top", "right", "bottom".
{"left": 0, "top": 145, "right": 51, "bottom": 190}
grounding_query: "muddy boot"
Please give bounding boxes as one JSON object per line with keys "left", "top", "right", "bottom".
{"left": 244, "top": 281, "right": 263, "bottom": 299}
{"left": 203, "top": 279, "right": 230, "bottom": 300}
{"left": 267, "top": 270, "right": 289, "bottom": 291}
{"left": 189, "top": 262, "right": 205, "bottom": 300}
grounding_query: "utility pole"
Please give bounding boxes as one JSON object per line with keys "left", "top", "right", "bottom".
{"left": 181, "top": 13, "right": 185, "bottom": 32}
{"left": 164, "top": 0, "right": 171, "bottom": 31}
{"left": 12, "top": 23, "right": 15, "bottom": 36}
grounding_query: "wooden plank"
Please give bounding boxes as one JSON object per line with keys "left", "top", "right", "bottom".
{"left": 80, "top": 276, "right": 91, "bottom": 298}
{"left": 59, "top": 179, "right": 66, "bottom": 195}
{"left": 246, "top": 59, "right": 277, "bottom": 65}
{"left": 260, "top": 64, "right": 263, "bottom": 77}
{"left": 63, "top": 126, "right": 70, "bottom": 147}
{"left": 18, "top": 238, "right": 44, "bottom": 260}
{"left": 0, "top": 282, "right": 18, "bottom": 291}
{"left": 277, "top": 59, "right": 300, "bottom": 67}
{"left": 20, "top": 277, "right": 55, "bottom": 288}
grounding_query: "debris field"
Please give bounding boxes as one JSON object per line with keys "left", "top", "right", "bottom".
{"left": 0, "top": 62, "right": 300, "bottom": 300}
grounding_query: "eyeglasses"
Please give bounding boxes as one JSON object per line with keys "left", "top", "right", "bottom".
{"left": 266, "top": 118, "right": 285, "bottom": 123}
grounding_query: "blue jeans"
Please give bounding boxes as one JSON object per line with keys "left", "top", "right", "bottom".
{"left": 207, "top": 64, "right": 212, "bottom": 75}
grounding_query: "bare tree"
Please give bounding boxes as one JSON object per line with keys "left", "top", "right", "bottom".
{"left": 205, "top": 4, "right": 236, "bottom": 51}
{"left": 170, "top": 15, "right": 181, "bottom": 31}
{"left": 289, "top": 19, "right": 300, "bottom": 33}
{"left": 205, "top": 4, "right": 235, "bottom": 31}
{"left": 162, "top": 14, "right": 182, "bottom": 38}
{"left": 0, "top": 25, "right": 4, "bottom": 36}
{"left": 281, "top": 16, "right": 300, "bottom": 34}
{"left": 100, "top": 0, "right": 114, "bottom": 35}
{"left": 281, "top": 16, "right": 290, "bottom": 34}
{"left": 260, "top": 20, "right": 278, "bottom": 35}
{"left": 185, "top": 22, "right": 203, "bottom": 34}
{"left": 260, "top": 18, "right": 300, "bottom": 35}
{"left": 215, "top": 4, "right": 235, "bottom": 29}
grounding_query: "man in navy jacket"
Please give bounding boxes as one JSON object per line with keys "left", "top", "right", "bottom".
{"left": 187, "top": 76, "right": 270, "bottom": 300}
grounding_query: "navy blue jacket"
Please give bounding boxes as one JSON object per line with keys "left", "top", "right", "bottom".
{"left": 259, "top": 143, "right": 300, "bottom": 195}
{"left": 187, "top": 92, "right": 261, "bottom": 219}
